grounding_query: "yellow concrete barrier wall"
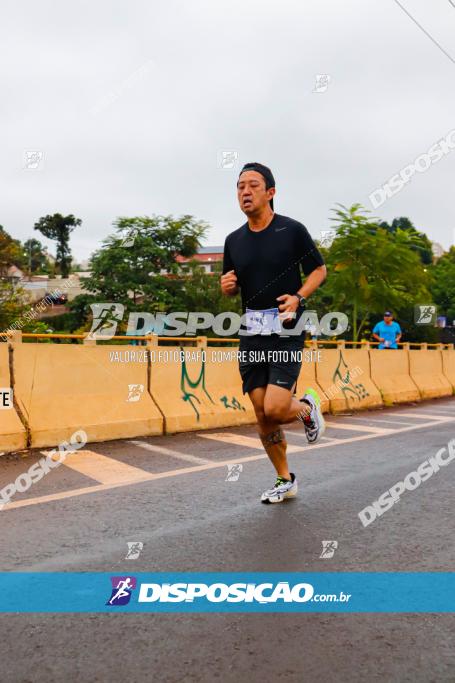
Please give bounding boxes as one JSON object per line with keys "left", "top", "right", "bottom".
{"left": 5, "top": 342, "right": 453, "bottom": 451}
{"left": 296, "top": 348, "right": 329, "bottom": 413}
{"left": 149, "top": 346, "right": 255, "bottom": 433}
{"left": 0, "top": 344, "right": 26, "bottom": 453}
{"left": 13, "top": 343, "right": 163, "bottom": 448}
{"left": 409, "top": 349, "right": 452, "bottom": 399}
{"left": 315, "top": 347, "right": 382, "bottom": 413}
{"left": 369, "top": 349, "right": 420, "bottom": 405}
{"left": 441, "top": 349, "right": 455, "bottom": 393}
{"left": 205, "top": 348, "right": 256, "bottom": 427}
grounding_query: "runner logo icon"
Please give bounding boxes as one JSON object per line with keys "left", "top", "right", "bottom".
{"left": 320, "top": 540, "right": 338, "bottom": 559}
{"left": 414, "top": 305, "right": 437, "bottom": 325}
{"left": 106, "top": 576, "right": 137, "bottom": 606}
{"left": 86, "top": 303, "right": 125, "bottom": 340}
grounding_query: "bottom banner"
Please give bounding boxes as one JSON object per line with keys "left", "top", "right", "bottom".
{"left": 1, "top": 572, "right": 454, "bottom": 613}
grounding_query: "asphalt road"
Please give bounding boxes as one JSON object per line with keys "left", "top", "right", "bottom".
{"left": 1, "top": 398, "right": 455, "bottom": 682}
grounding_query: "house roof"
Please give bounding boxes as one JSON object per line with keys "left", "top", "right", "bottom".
{"left": 196, "top": 246, "right": 224, "bottom": 254}
{"left": 176, "top": 245, "right": 224, "bottom": 263}
{"left": 7, "top": 265, "right": 24, "bottom": 278}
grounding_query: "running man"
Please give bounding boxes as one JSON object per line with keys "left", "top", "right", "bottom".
{"left": 221, "top": 162, "right": 327, "bottom": 504}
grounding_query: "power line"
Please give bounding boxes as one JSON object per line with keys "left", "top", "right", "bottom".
{"left": 392, "top": 0, "right": 455, "bottom": 66}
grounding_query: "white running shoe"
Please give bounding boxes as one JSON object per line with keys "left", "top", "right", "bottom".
{"left": 261, "top": 473, "right": 298, "bottom": 504}
{"left": 297, "top": 387, "right": 326, "bottom": 444}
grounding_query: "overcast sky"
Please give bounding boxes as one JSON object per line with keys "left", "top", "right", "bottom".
{"left": 1, "top": 0, "right": 454, "bottom": 262}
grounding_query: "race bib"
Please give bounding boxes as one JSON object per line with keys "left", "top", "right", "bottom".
{"left": 245, "top": 307, "right": 282, "bottom": 335}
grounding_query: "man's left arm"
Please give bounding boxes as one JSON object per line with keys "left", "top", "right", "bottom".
{"left": 277, "top": 223, "right": 327, "bottom": 317}
{"left": 295, "top": 265, "right": 327, "bottom": 299}
{"left": 395, "top": 323, "right": 402, "bottom": 343}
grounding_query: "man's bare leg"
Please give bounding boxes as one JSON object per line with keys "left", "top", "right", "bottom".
{"left": 263, "top": 384, "right": 311, "bottom": 425}
{"left": 248, "top": 386, "right": 292, "bottom": 479}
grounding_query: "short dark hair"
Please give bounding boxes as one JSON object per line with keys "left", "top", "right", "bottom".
{"left": 238, "top": 162, "right": 275, "bottom": 210}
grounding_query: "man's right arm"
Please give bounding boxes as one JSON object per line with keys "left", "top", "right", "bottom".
{"left": 372, "top": 323, "right": 384, "bottom": 342}
{"left": 220, "top": 239, "right": 239, "bottom": 296}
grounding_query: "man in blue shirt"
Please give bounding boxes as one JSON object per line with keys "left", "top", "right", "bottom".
{"left": 372, "top": 311, "right": 402, "bottom": 349}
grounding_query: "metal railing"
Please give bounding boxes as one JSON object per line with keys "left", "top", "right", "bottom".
{"left": 1, "top": 333, "right": 453, "bottom": 350}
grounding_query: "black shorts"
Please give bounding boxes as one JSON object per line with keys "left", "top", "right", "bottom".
{"left": 238, "top": 335, "right": 304, "bottom": 394}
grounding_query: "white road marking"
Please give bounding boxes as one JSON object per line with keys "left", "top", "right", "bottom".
{"left": 197, "top": 432, "right": 303, "bottom": 453}
{"left": 128, "top": 440, "right": 212, "bottom": 465}
{"left": 339, "top": 417, "right": 416, "bottom": 426}
{"left": 318, "top": 435, "right": 341, "bottom": 443}
{"left": 286, "top": 432, "right": 344, "bottom": 444}
{"left": 3, "top": 414, "right": 455, "bottom": 512}
{"left": 409, "top": 407, "right": 454, "bottom": 415}
{"left": 40, "top": 449, "right": 149, "bottom": 486}
{"left": 391, "top": 412, "right": 452, "bottom": 420}
{"left": 323, "top": 422, "right": 393, "bottom": 434}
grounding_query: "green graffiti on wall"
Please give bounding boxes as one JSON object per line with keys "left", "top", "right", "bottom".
{"left": 219, "top": 396, "right": 246, "bottom": 412}
{"left": 332, "top": 350, "right": 369, "bottom": 407}
{"left": 180, "top": 350, "right": 246, "bottom": 420}
{"left": 180, "top": 353, "right": 215, "bottom": 421}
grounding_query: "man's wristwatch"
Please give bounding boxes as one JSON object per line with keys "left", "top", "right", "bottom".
{"left": 295, "top": 294, "right": 307, "bottom": 308}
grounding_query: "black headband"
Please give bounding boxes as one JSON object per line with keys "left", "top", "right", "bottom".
{"left": 238, "top": 162, "right": 275, "bottom": 210}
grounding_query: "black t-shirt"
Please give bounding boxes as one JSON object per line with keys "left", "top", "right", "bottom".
{"left": 223, "top": 213, "right": 324, "bottom": 313}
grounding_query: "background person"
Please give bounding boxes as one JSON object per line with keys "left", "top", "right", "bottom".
{"left": 372, "top": 311, "right": 402, "bottom": 349}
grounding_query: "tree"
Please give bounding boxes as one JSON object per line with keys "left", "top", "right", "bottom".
{"left": 59, "top": 293, "right": 100, "bottom": 332}
{"left": 34, "top": 213, "right": 81, "bottom": 277}
{"left": 163, "top": 261, "right": 241, "bottom": 336}
{"left": 0, "top": 282, "right": 31, "bottom": 335}
{"left": 430, "top": 247, "right": 455, "bottom": 324}
{"left": 323, "top": 204, "right": 431, "bottom": 341}
{"left": 84, "top": 215, "right": 208, "bottom": 308}
{"left": 379, "top": 216, "right": 433, "bottom": 265}
{"left": 23, "top": 238, "right": 51, "bottom": 275}
{"left": 0, "top": 225, "right": 26, "bottom": 276}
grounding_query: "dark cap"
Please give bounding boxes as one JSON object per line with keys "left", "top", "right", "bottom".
{"left": 238, "top": 162, "right": 275, "bottom": 210}
{"left": 384, "top": 311, "right": 392, "bottom": 317}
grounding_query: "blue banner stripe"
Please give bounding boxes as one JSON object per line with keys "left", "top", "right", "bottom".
{"left": 1, "top": 573, "right": 454, "bottom": 613}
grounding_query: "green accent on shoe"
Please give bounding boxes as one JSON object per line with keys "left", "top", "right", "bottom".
{"left": 305, "top": 387, "right": 320, "bottom": 406}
